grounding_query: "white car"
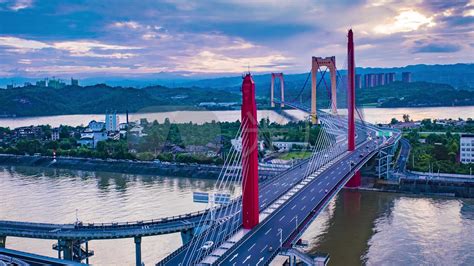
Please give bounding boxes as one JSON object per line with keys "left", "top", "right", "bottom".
{"left": 201, "top": 241, "right": 214, "bottom": 250}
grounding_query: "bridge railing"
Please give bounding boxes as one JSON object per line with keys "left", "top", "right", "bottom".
{"left": 77, "top": 209, "right": 210, "bottom": 228}
{"left": 0, "top": 210, "right": 210, "bottom": 230}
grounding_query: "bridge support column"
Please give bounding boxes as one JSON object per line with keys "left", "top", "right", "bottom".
{"left": 53, "top": 239, "right": 93, "bottom": 262}
{"left": 241, "top": 73, "right": 259, "bottom": 229}
{"left": 270, "top": 73, "right": 284, "bottom": 108}
{"left": 345, "top": 29, "right": 361, "bottom": 188}
{"left": 270, "top": 75, "right": 275, "bottom": 107}
{"left": 180, "top": 228, "right": 195, "bottom": 245}
{"left": 0, "top": 235, "right": 5, "bottom": 248}
{"left": 59, "top": 239, "right": 73, "bottom": 261}
{"left": 85, "top": 241, "right": 90, "bottom": 264}
{"left": 346, "top": 171, "right": 361, "bottom": 187}
{"left": 134, "top": 236, "right": 142, "bottom": 266}
{"left": 288, "top": 254, "right": 298, "bottom": 266}
{"left": 311, "top": 59, "right": 318, "bottom": 124}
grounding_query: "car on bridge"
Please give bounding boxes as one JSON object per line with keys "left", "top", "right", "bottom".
{"left": 201, "top": 241, "right": 214, "bottom": 251}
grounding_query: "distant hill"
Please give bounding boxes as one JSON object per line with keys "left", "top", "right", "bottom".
{"left": 357, "top": 81, "right": 474, "bottom": 108}
{"left": 0, "top": 84, "right": 241, "bottom": 117}
{"left": 1, "top": 63, "right": 473, "bottom": 90}
{"left": 0, "top": 80, "right": 472, "bottom": 118}
{"left": 1, "top": 63, "right": 473, "bottom": 117}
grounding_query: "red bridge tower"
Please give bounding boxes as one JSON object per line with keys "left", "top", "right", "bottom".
{"left": 241, "top": 74, "right": 260, "bottom": 229}
{"left": 346, "top": 29, "right": 362, "bottom": 188}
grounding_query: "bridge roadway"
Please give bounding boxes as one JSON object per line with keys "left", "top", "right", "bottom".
{"left": 158, "top": 148, "right": 345, "bottom": 265}
{"left": 158, "top": 125, "right": 377, "bottom": 265}
{"left": 216, "top": 133, "right": 396, "bottom": 265}
{"left": 395, "top": 138, "right": 410, "bottom": 173}
{"left": 0, "top": 211, "right": 208, "bottom": 240}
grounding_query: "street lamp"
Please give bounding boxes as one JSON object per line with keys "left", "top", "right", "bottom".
{"left": 295, "top": 216, "right": 298, "bottom": 232}
{"left": 278, "top": 228, "right": 283, "bottom": 248}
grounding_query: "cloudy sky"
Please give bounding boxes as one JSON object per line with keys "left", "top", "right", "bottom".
{"left": 0, "top": 0, "right": 473, "bottom": 78}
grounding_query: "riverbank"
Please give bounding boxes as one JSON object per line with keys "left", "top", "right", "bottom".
{"left": 361, "top": 175, "right": 474, "bottom": 198}
{"left": 0, "top": 154, "right": 225, "bottom": 179}
{"left": 0, "top": 154, "right": 282, "bottom": 180}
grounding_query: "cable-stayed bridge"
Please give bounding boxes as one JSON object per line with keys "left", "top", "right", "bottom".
{"left": 0, "top": 29, "right": 401, "bottom": 266}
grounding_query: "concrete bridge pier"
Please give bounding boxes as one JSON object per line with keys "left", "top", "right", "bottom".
{"left": 180, "top": 225, "right": 209, "bottom": 245}
{"left": 134, "top": 236, "right": 142, "bottom": 266}
{"left": 180, "top": 228, "right": 195, "bottom": 244}
{"left": 58, "top": 239, "right": 74, "bottom": 260}
{"left": 53, "top": 239, "right": 93, "bottom": 263}
{"left": 0, "top": 235, "right": 6, "bottom": 248}
{"left": 288, "top": 254, "right": 297, "bottom": 266}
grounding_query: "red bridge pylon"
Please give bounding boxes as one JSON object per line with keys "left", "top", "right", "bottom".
{"left": 241, "top": 73, "right": 260, "bottom": 229}
{"left": 346, "top": 29, "right": 361, "bottom": 188}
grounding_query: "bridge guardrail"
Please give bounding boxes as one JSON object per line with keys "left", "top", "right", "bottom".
{"left": 78, "top": 210, "right": 209, "bottom": 228}
{"left": 0, "top": 209, "right": 209, "bottom": 230}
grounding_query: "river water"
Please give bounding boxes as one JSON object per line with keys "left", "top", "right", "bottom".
{"left": 1, "top": 166, "right": 472, "bottom": 265}
{"left": 0, "top": 106, "right": 472, "bottom": 128}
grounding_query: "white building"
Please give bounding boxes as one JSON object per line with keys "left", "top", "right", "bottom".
{"left": 105, "top": 112, "right": 120, "bottom": 132}
{"left": 88, "top": 120, "right": 105, "bottom": 132}
{"left": 231, "top": 137, "right": 264, "bottom": 152}
{"left": 460, "top": 134, "right": 474, "bottom": 164}
{"left": 51, "top": 128, "right": 60, "bottom": 141}
{"left": 273, "top": 141, "right": 310, "bottom": 152}
{"left": 129, "top": 125, "right": 146, "bottom": 137}
{"left": 78, "top": 129, "right": 108, "bottom": 148}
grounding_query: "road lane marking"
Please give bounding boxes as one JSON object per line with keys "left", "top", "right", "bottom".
{"left": 291, "top": 204, "right": 296, "bottom": 210}
{"left": 311, "top": 196, "right": 315, "bottom": 201}
{"left": 265, "top": 228, "right": 272, "bottom": 235}
{"left": 256, "top": 257, "right": 264, "bottom": 265}
{"left": 243, "top": 255, "right": 251, "bottom": 263}
{"left": 279, "top": 215, "right": 286, "bottom": 222}
{"left": 260, "top": 245, "right": 268, "bottom": 253}
{"left": 248, "top": 243, "right": 256, "bottom": 251}
{"left": 230, "top": 253, "right": 238, "bottom": 262}
{"left": 319, "top": 189, "right": 323, "bottom": 193}
{"left": 301, "top": 206, "right": 306, "bottom": 211}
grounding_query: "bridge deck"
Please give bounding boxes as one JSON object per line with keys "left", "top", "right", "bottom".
{"left": 214, "top": 130, "right": 399, "bottom": 265}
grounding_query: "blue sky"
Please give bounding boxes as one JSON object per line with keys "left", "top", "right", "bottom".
{"left": 0, "top": 0, "right": 473, "bottom": 78}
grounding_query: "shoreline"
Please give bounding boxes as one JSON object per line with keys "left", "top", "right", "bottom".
{"left": 0, "top": 154, "right": 223, "bottom": 179}
{"left": 1, "top": 104, "right": 474, "bottom": 119}
{"left": 360, "top": 176, "right": 474, "bottom": 198}
{"left": 0, "top": 154, "right": 279, "bottom": 180}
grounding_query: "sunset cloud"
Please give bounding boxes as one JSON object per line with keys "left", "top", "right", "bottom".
{"left": 0, "top": 0, "right": 472, "bottom": 78}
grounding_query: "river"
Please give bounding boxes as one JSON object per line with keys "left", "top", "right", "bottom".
{"left": 1, "top": 166, "right": 472, "bottom": 265}
{"left": 0, "top": 106, "right": 472, "bottom": 128}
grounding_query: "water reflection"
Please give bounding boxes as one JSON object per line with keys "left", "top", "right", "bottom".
{"left": 0, "top": 106, "right": 472, "bottom": 128}
{"left": 1, "top": 167, "right": 473, "bottom": 265}
{"left": 302, "top": 190, "right": 474, "bottom": 266}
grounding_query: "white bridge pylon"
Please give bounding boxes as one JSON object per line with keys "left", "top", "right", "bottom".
{"left": 311, "top": 56, "right": 337, "bottom": 124}
{"left": 270, "top": 72, "right": 284, "bottom": 108}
